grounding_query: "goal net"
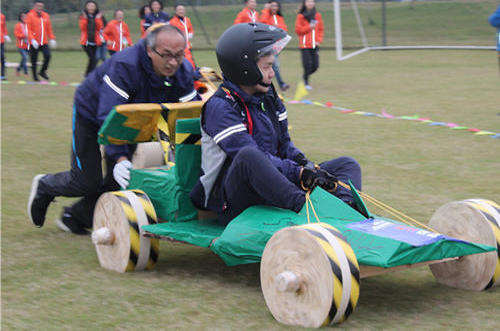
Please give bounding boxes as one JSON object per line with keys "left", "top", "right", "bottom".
{"left": 333, "top": 0, "right": 496, "bottom": 61}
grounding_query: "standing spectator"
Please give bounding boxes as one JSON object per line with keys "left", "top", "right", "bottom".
{"left": 139, "top": 5, "right": 152, "bottom": 38}
{"left": 14, "top": 11, "right": 30, "bottom": 78}
{"left": 79, "top": 1, "right": 104, "bottom": 76}
{"left": 27, "top": 24, "right": 200, "bottom": 234}
{"left": 169, "top": 4, "right": 195, "bottom": 68}
{"left": 144, "top": 0, "right": 170, "bottom": 32}
{"left": 26, "top": 0, "right": 56, "bottom": 81}
{"left": 234, "top": 0, "right": 259, "bottom": 24}
{"left": 260, "top": 0, "right": 289, "bottom": 91}
{"left": 96, "top": 14, "right": 107, "bottom": 65}
{"left": 295, "top": 0, "right": 323, "bottom": 90}
{"left": 489, "top": 3, "right": 500, "bottom": 74}
{"left": 104, "top": 9, "right": 133, "bottom": 56}
{"left": 1, "top": 11, "right": 12, "bottom": 80}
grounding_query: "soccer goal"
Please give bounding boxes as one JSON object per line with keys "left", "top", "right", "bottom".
{"left": 333, "top": 0, "right": 496, "bottom": 61}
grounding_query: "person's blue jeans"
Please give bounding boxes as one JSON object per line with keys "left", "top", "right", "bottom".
{"left": 272, "top": 54, "right": 286, "bottom": 88}
{"left": 96, "top": 44, "right": 107, "bottom": 63}
{"left": 17, "top": 48, "right": 29, "bottom": 74}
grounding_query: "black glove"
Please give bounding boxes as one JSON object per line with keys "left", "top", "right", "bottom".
{"left": 315, "top": 168, "right": 338, "bottom": 193}
{"left": 294, "top": 153, "right": 315, "bottom": 169}
{"left": 300, "top": 167, "right": 338, "bottom": 192}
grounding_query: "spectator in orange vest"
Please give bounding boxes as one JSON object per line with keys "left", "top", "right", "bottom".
{"left": 295, "top": 0, "right": 323, "bottom": 90}
{"left": 103, "top": 9, "right": 133, "bottom": 56}
{"left": 139, "top": 5, "right": 151, "bottom": 39}
{"left": 169, "top": 4, "right": 195, "bottom": 68}
{"left": 14, "top": 11, "right": 30, "bottom": 77}
{"left": 1, "top": 11, "right": 12, "bottom": 80}
{"left": 260, "top": 0, "right": 289, "bottom": 91}
{"left": 234, "top": 0, "right": 259, "bottom": 24}
{"left": 26, "top": 0, "right": 56, "bottom": 81}
{"left": 79, "top": 1, "right": 104, "bottom": 76}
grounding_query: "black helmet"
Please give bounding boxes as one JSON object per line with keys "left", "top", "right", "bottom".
{"left": 216, "top": 23, "right": 291, "bottom": 86}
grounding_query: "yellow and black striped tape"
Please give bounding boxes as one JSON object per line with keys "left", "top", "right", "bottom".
{"left": 157, "top": 114, "right": 172, "bottom": 165}
{"left": 464, "top": 199, "right": 500, "bottom": 290}
{"left": 132, "top": 190, "right": 160, "bottom": 269}
{"left": 175, "top": 132, "right": 201, "bottom": 145}
{"left": 297, "top": 223, "right": 360, "bottom": 325}
{"left": 111, "top": 191, "right": 159, "bottom": 271}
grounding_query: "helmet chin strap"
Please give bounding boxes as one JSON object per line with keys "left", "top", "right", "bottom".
{"left": 257, "top": 81, "right": 271, "bottom": 88}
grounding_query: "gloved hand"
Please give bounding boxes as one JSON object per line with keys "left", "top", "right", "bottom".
{"left": 31, "top": 39, "right": 39, "bottom": 49}
{"left": 293, "top": 153, "right": 315, "bottom": 169}
{"left": 49, "top": 39, "right": 57, "bottom": 49}
{"left": 113, "top": 159, "right": 133, "bottom": 189}
{"left": 4, "top": 35, "right": 11, "bottom": 43}
{"left": 300, "top": 167, "right": 338, "bottom": 193}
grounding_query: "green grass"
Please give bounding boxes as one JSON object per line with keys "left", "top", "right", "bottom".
{"left": 2, "top": 47, "right": 499, "bottom": 329}
{"left": 2, "top": 0, "right": 498, "bottom": 51}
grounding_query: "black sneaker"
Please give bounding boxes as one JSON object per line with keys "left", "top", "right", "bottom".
{"left": 39, "top": 71, "right": 49, "bottom": 80}
{"left": 55, "top": 211, "right": 90, "bottom": 235}
{"left": 27, "top": 174, "right": 54, "bottom": 227}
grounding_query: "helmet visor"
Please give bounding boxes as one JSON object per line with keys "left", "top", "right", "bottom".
{"left": 256, "top": 33, "right": 292, "bottom": 60}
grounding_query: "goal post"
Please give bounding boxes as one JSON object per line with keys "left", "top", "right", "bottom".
{"left": 333, "top": 0, "right": 496, "bottom": 61}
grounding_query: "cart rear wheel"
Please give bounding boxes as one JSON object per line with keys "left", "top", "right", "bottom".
{"left": 92, "top": 190, "right": 160, "bottom": 272}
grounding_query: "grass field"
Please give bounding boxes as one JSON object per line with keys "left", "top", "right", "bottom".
{"left": 2, "top": 0, "right": 500, "bottom": 328}
{"left": 2, "top": 46, "right": 499, "bottom": 329}
{"left": 1, "top": 0, "right": 498, "bottom": 51}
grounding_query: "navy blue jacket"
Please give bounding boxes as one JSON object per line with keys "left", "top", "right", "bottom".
{"left": 191, "top": 80, "right": 304, "bottom": 211}
{"left": 74, "top": 38, "right": 198, "bottom": 161}
{"left": 143, "top": 11, "right": 170, "bottom": 31}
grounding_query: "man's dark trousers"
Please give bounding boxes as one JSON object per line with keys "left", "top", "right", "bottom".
{"left": 38, "top": 108, "right": 119, "bottom": 228}
{"left": 221, "top": 147, "right": 362, "bottom": 225}
{"left": 29, "top": 44, "right": 51, "bottom": 80}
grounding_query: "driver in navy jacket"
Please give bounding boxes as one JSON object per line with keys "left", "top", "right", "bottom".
{"left": 28, "top": 24, "right": 199, "bottom": 234}
{"left": 190, "top": 23, "right": 362, "bottom": 225}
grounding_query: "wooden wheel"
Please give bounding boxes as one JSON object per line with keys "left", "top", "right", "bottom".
{"left": 261, "top": 223, "right": 360, "bottom": 328}
{"left": 429, "top": 199, "right": 500, "bottom": 291}
{"left": 131, "top": 142, "right": 166, "bottom": 168}
{"left": 92, "top": 190, "right": 160, "bottom": 272}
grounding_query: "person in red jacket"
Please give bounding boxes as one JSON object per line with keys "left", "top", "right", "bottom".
{"left": 26, "top": 0, "right": 56, "bottom": 81}
{"left": 260, "top": 0, "right": 289, "bottom": 91}
{"left": 138, "top": 5, "right": 151, "bottom": 39}
{"left": 103, "top": 9, "right": 133, "bottom": 56}
{"left": 169, "top": 4, "right": 195, "bottom": 68}
{"left": 295, "top": 0, "right": 323, "bottom": 90}
{"left": 14, "top": 11, "right": 30, "bottom": 77}
{"left": 1, "top": 11, "right": 12, "bottom": 80}
{"left": 79, "top": 1, "right": 104, "bottom": 76}
{"left": 234, "top": 0, "right": 259, "bottom": 24}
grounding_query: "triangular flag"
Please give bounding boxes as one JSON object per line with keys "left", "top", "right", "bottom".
{"left": 293, "top": 81, "right": 308, "bottom": 101}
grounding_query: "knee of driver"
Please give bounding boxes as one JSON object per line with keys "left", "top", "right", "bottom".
{"left": 234, "top": 146, "right": 265, "bottom": 165}
{"left": 337, "top": 156, "right": 361, "bottom": 173}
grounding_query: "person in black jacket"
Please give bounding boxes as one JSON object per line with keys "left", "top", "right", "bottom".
{"left": 28, "top": 24, "right": 199, "bottom": 234}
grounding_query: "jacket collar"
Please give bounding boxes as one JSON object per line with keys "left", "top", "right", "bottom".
{"left": 223, "top": 79, "right": 265, "bottom": 106}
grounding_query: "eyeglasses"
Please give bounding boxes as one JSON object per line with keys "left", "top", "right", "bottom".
{"left": 152, "top": 48, "right": 185, "bottom": 62}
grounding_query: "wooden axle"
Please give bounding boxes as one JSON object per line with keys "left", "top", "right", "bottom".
{"left": 92, "top": 227, "right": 115, "bottom": 246}
{"left": 275, "top": 271, "right": 302, "bottom": 293}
